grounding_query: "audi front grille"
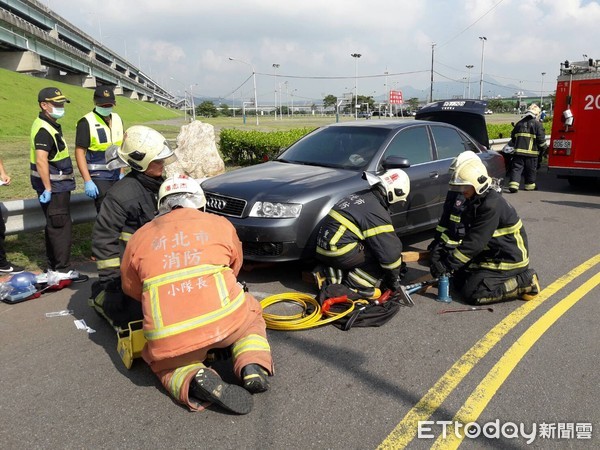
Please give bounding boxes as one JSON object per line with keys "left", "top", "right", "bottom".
{"left": 204, "top": 193, "right": 247, "bottom": 218}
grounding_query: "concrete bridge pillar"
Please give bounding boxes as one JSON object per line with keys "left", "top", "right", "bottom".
{"left": 0, "top": 50, "right": 43, "bottom": 72}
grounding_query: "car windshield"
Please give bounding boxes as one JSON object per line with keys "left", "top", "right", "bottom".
{"left": 277, "top": 126, "right": 390, "bottom": 170}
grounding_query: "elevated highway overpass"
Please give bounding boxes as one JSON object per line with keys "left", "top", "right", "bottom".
{"left": 0, "top": 0, "right": 176, "bottom": 106}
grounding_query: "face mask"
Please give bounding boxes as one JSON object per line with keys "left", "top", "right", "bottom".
{"left": 49, "top": 106, "right": 65, "bottom": 119}
{"left": 96, "top": 106, "right": 113, "bottom": 116}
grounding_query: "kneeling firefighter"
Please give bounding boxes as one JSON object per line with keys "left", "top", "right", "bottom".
{"left": 315, "top": 169, "right": 410, "bottom": 296}
{"left": 90, "top": 125, "right": 176, "bottom": 328}
{"left": 120, "top": 175, "right": 273, "bottom": 414}
{"left": 430, "top": 159, "right": 540, "bottom": 304}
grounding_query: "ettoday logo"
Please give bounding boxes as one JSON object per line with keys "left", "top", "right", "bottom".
{"left": 418, "top": 420, "right": 593, "bottom": 444}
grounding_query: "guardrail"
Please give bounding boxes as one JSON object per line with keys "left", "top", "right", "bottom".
{"left": 1, "top": 193, "right": 96, "bottom": 236}
{"left": 0, "top": 136, "right": 550, "bottom": 236}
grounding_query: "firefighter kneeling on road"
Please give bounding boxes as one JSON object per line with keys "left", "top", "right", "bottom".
{"left": 315, "top": 169, "right": 410, "bottom": 296}
{"left": 430, "top": 159, "right": 540, "bottom": 305}
{"left": 120, "top": 175, "right": 273, "bottom": 415}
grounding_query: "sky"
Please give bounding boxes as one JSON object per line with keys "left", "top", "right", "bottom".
{"left": 46, "top": 0, "right": 600, "bottom": 105}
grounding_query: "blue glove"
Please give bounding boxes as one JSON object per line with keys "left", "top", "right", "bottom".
{"left": 84, "top": 180, "right": 99, "bottom": 199}
{"left": 119, "top": 172, "right": 126, "bottom": 180}
{"left": 39, "top": 190, "right": 52, "bottom": 204}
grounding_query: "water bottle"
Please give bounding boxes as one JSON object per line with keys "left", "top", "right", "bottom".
{"left": 436, "top": 274, "right": 452, "bottom": 303}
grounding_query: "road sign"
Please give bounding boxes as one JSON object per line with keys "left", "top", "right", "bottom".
{"left": 389, "top": 90, "right": 403, "bottom": 104}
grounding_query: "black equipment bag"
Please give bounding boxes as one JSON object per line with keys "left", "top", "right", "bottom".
{"left": 328, "top": 301, "right": 400, "bottom": 331}
{"left": 318, "top": 283, "right": 401, "bottom": 331}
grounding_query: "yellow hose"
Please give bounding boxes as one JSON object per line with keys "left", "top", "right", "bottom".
{"left": 260, "top": 292, "right": 368, "bottom": 330}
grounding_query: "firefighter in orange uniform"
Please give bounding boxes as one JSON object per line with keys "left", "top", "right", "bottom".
{"left": 120, "top": 175, "right": 273, "bottom": 415}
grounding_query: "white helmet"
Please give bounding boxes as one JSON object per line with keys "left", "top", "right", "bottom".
{"left": 117, "top": 125, "right": 175, "bottom": 172}
{"left": 377, "top": 169, "right": 410, "bottom": 204}
{"left": 525, "top": 103, "right": 541, "bottom": 119}
{"left": 449, "top": 150, "right": 479, "bottom": 174}
{"left": 158, "top": 174, "right": 206, "bottom": 214}
{"left": 449, "top": 158, "right": 491, "bottom": 195}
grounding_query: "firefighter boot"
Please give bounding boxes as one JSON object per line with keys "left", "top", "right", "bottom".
{"left": 189, "top": 367, "right": 253, "bottom": 415}
{"left": 519, "top": 269, "right": 540, "bottom": 301}
{"left": 242, "top": 364, "right": 270, "bottom": 394}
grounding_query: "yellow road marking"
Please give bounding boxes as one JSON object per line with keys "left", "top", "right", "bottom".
{"left": 432, "top": 270, "right": 600, "bottom": 449}
{"left": 378, "top": 254, "right": 600, "bottom": 449}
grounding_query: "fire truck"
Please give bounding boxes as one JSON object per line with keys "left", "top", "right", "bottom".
{"left": 548, "top": 58, "right": 600, "bottom": 185}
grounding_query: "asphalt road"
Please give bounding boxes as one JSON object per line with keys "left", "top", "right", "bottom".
{"left": 1, "top": 168, "right": 599, "bottom": 449}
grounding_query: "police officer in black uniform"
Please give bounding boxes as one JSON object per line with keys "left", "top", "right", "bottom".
{"left": 30, "top": 87, "right": 87, "bottom": 280}
{"left": 75, "top": 85, "right": 125, "bottom": 212}
{"left": 430, "top": 159, "right": 539, "bottom": 304}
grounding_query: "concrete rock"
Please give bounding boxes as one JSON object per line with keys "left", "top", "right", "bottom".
{"left": 166, "top": 120, "right": 225, "bottom": 179}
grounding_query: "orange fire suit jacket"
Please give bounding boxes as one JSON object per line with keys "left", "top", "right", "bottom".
{"left": 121, "top": 207, "right": 258, "bottom": 366}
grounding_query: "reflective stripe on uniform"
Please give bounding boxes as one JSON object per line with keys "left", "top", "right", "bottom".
{"left": 514, "top": 132, "right": 538, "bottom": 156}
{"left": 30, "top": 170, "right": 74, "bottom": 181}
{"left": 231, "top": 334, "right": 271, "bottom": 360}
{"left": 363, "top": 224, "right": 394, "bottom": 238}
{"left": 452, "top": 248, "right": 472, "bottom": 264}
{"left": 348, "top": 269, "right": 376, "bottom": 288}
{"left": 492, "top": 219, "right": 523, "bottom": 237}
{"left": 450, "top": 214, "right": 461, "bottom": 223}
{"left": 87, "top": 163, "right": 110, "bottom": 171}
{"left": 473, "top": 258, "right": 530, "bottom": 271}
{"left": 328, "top": 210, "right": 364, "bottom": 239}
{"left": 168, "top": 362, "right": 205, "bottom": 401}
{"left": 97, "top": 257, "right": 121, "bottom": 269}
{"left": 316, "top": 241, "right": 358, "bottom": 257}
{"left": 381, "top": 254, "right": 403, "bottom": 270}
{"left": 439, "top": 233, "right": 461, "bottom": 247}
{"left": 142, "top": 265, "right": 244, "bottom": 341}
{"left": 120, "top": 232, "right": 132, "bottom": 242}
{"left": 456, "top": 219, "right": 529, "bottom": 271}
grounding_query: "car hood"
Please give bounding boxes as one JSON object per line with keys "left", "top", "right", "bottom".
{"left": 201, "top": 161, "right": 367, "bottom": 202}
{"left": 415, "top": 99, "right": 490, "bottom": 148}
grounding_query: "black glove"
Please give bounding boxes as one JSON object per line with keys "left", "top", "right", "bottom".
{"left": 429, "top": 244, "right": 446, "bottom": 265}
{"left": 430, "top": 260, "right": 449, "bottom": 279}
{"left": 426, "top": 239, "right": 439, "bottom": 252}
{"left": 383, "top": 269, "right": 402, "bottom": 292}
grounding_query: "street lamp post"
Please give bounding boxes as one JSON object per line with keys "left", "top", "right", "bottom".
{"left": 540, "top": 72, "right": 546, "bottom": 108}
{"left": 291, "top": 89, "right": 297, "bottom": 116}
{"left": 170, "top": 77, "right": 188, "bottom": 122}
{"left": 229, "top": 57, "right": 259, "bottom": 125}
{"left": 232, "top": 91, "right": 235, "bottom": 118}
{"left": 430, "top": 42, "right": 436, "bottom": 103}
{"left": 465, "top": 64, "right": 474, "bottom": 98}
{"left": 478, "top": 36, "right": 487, "bottom": 100}
{"left": 189, "top": 83, "right": 198, "bottom": 121}
{"left": 272, "top": 63, "right": 280, "bottom": 120}
{"left": 351, "top": 53, "right": 362, "bottom": 119}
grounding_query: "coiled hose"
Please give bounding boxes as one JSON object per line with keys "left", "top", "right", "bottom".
{"left": 260, "top": 292, "right": 368, "bottom": 330}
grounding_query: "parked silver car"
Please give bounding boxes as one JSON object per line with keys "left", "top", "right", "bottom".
{"left": 202, "top": 100, "right": 505, "bottom": 262}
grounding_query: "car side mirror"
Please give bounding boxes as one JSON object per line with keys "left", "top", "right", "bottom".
{"left": 381, "top": 156, "right": 411, "bottom": 169}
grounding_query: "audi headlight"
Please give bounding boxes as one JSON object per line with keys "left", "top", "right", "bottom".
{"left": 249, "top": 201, "right": 302, "bottom": 218}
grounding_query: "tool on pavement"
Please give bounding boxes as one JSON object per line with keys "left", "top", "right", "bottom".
{"left": 438, "top": 306, "right": 494, "bottom": 314}
{"left": 394, "top": 278, "right": 440, "bottom": 305}
{"left": 436, "top": 274, "right": 452, "bottom": 303}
